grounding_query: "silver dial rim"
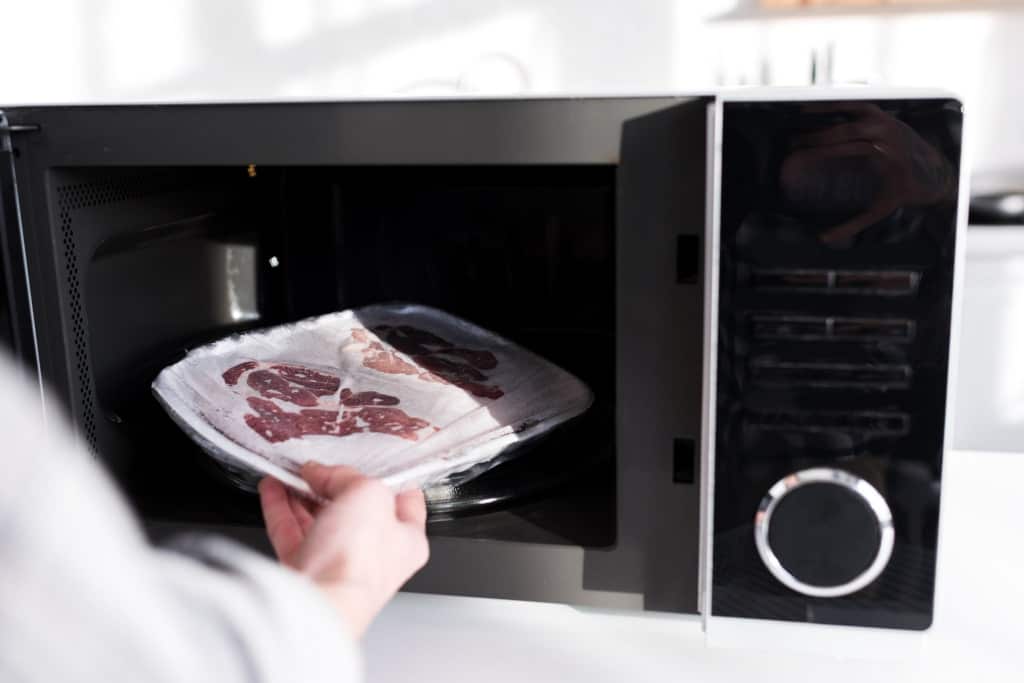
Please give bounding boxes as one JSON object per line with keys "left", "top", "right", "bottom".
{"left": 753, "top": 467, "right": 895, "bottom": 598}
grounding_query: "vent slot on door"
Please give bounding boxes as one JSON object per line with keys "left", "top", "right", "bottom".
{"left": 748, "top": 359, "right": 911, "bottom": 390}
{"left": 751, "top": 268, "right": 920, "bottom": 296}
{"left": 751, "top": 315, "right": 915, "bottom": 343}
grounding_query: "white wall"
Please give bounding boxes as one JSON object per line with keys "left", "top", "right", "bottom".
{"left": 1, "top": 0, "right": 1021, "bottom": 173}
{"left": 701, "top": 4, "right": 1024, "bottom": 177}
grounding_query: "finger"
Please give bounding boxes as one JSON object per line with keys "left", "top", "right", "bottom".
{"left": 301, "top": 462, "right": 367, "bottom": 499}
{"left": 258, "top": 477, "right": 305, "bottom": 566}
{"left": 399, "top": 525, "right": 431, "bottom": 575}
{"left": 286, "top": 489, "right": 316, "bottom": 535}
{"left": 820, "top": 198, "right": 901, "bottom": 245}
{"left": 396, "top": 488, "right": 427, "bottom": 530}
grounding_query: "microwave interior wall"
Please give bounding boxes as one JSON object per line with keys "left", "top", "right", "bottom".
{"left": 60, "top": 164, "right": 619, "bottom": 548}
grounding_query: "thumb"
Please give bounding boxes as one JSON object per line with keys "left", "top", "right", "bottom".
{"left": 301, "top": 462, "right": 367, "bottom": 499}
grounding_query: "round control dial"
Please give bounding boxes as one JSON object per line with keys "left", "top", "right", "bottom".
{"left": 754, "top": 468, "right": 894, "bottom": 598}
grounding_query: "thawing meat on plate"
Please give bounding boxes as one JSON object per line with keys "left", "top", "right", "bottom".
{"left": 221, "top": 360, "right": 434, "bottom": 443}
{"left": 220, "top": 320, "right": 506, "bottom": 445}
{"left": 152, "top": 304, "right": 594, "bottom": 492}
{"left": 347, "top": 325, "right": 504, "bottom": 399}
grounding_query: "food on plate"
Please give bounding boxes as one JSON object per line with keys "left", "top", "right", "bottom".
{"left": 152, "top": 304, "right": 593, "bottom": 494}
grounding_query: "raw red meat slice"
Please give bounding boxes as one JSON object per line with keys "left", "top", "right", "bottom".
{"left": 243, "top": 397, "right": 364, "bottom": 442}
{"left": 375, "top": 324, "right": 454, "bottom": 355}
{"left": 296, "top": 408, "right": 361, "bottom": 438}
{"left": 459, "top": 381, "right": 504, "bottom": 400}
{"left": 397, "top": 324, "right": 453, "bottom": 348}
{"left": 413, "top": 354, "right": 504, "bottom": 398}
{"left": 350, "top": 326, "right": 505, "bottom": 399}
{"left": 223, "top": 362, "right": 342, "bottom": 401}
{"left": 414, "top": 354, "right": 487, "bottom": 381}
{"left": 363, "top": 341, "right": 419, "bottom": 375}
{"left": 243, "top": 398, "right": 300, "bottom": 442}
{"left": 435, "top": 347, "right": 499, "bottom": 370}
{"left": 222, "top": 361, "right": 258, "bottom": 386}
{"left": 230, "top": 364, "right": 432, "bottom": 445}
{"left": 340, "top": 389, "right": 401, "bottom": 407}
{"left": 243, "top": 396, "right": 429, "bottom": 444}
{"left": 272, "top": 364, "right": 341, "bottom": 396}
{"left": 247, "top": 369, "right": 319, "bottom": 407}
{"left": 356, "top": 406, "right": 431, "bottom": 441}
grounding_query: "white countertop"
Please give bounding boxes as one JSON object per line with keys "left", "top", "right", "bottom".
{"left": 366, "top": 447, "right": 1021, "bottom": 682}
{"left": 365, "top": 228, "right": 1024, "bottom": 681}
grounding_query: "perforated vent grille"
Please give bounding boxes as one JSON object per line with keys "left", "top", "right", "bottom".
{"left": 55, "top": 172, "right": 183, "bottom": 451}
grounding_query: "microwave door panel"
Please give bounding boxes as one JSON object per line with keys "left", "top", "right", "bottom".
{"left": 614, "top": 98, "right": 709, "bottom": 612}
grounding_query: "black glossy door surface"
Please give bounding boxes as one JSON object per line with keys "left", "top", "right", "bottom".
{"left": 712, "top": 98, "right": 963, "bottom": 629}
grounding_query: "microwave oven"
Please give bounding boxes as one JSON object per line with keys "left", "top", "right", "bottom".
{"left": 0, "top": 90, "right": 965, "bottom": 631}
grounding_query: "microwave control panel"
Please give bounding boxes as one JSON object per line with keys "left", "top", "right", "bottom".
{"left": 711, "top": 98, "right": 963, "bottom": 630}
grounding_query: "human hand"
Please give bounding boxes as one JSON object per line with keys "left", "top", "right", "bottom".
{"left": 781, "top": 102, "right": 955, "bottom": 245}
{"left": 258, "top": 464, "right": 429, "bottom": 638}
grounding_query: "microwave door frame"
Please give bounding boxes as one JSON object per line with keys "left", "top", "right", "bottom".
{"left": 0, "top": 113, "right": 44, "bottom": 403}
{"left": 606, "top": 97, "right": 710, "bottom": 613}
{"left": 699, "top": 96, "right": 723, "bottom": 630}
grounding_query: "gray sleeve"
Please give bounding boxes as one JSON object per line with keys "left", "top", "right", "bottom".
{"left": 0, "top": 366, "right": 360, "bottom": 683}
{"left": 155, "top": 534, "right": 363, "bottom": 683}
